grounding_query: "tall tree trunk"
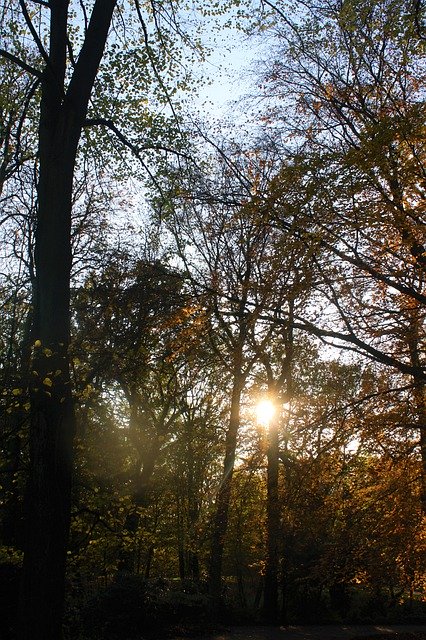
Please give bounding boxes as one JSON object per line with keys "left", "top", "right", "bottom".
{"left": 18, "top": 3, "right": 117, "bottom": 638}
{"left": 413, "top": 379, "right": 426, "bottom": 515}
{"left": 208, "top": 364, "right": 245, "bottom": 601}
{"left": 263, "top": 411, "right": 280, "bottom": 622}
{"left": 20, "top": 83, "right": 81, "bottom": 640}
{"left": 261, "top": 304, "right": 294, "bottom": 622}
{"left": 407, "top": 302, "right": 426, "bottom": 514}
{"left": 420, "top": 422, "right": 426, "bottom": 515}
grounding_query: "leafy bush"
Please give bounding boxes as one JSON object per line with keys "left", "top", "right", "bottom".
{"left": 75, "top": 575, "right": 215, "bottom": 639}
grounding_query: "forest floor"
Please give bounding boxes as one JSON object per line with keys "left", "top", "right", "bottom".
{"left": 171, "top": 624, "right": 426, "bottom": 640}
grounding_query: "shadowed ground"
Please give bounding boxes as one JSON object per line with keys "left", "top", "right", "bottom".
{"left": 172, "top": 625, "right": 426, "bottom": 640}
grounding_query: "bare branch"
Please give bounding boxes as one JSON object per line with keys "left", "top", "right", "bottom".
{"left": 413, "top": 0, "right": 426, "bottom": 41}
{"left": 19, "top": 0, "right": 49, "bottom": 64}
{"left": 0, "top": 48, "right": 43, "bottom": 78}
{"left": 291, "top": 315, "right": 426, "bottom": 380}
{"left": 133, "top": 0, "right": 181, "bottom": 127}
{"left": 15, "top": 77, "right": 41, "bottom": 162}
{"left": 84, "top": 117, "right": 191, "bottom": 159}
{"left": 66, "top": 36, "right": 76, "bottom": 68}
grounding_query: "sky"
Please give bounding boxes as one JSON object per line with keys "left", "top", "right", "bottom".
{"left": 182, "top": 11, "right": 263, "bottom": 124}
{"left": 196, "top": 33, "right": 257, "bottom": 116}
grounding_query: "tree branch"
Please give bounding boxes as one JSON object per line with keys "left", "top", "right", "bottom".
{"left": 84, "top": 117, "right": 190, "bottom": 159}
{"left": 66, "top": 0, "right": 117, "bottom": 119}
{"left": 0, "top": 49, "right": 43, "bottom": 78}
{"left": 413, "top": 0, "right": 426, "bottom": 40}
{"left": 291, "top": 315, "right": 426, "bottom": 379}
{"left": 19, "top": 0, "right": 50, "bottom": 65}
{"left": 133, "top": 0, "right": 181, "bottom": 127}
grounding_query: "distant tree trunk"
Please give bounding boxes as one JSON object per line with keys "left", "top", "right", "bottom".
{"left": 261, "top": 304, "right": 294, "bottom": 623}
{"left": 190, "top": 551, "right": 200, "bottom": 581}
{"left": 407, "top": 303, "right": 426, "bottom": 514}
{"left": 144, "top": 546, "right": 155, "bottom": 579}
{"left": 280, "top": 557, "right": 288, "bottom": 625}
{"left": 208, "top": 360, "right": 245, "bottom": 601}
{"left": 263, "top": 411, "right": 280, "bottom": 623}
{"left": 420, "top": 422, "right": 426, "bottom": 515}
{"left": 18, "top": 3, "right": 117, "bottom": 639}
{"left": 177, "top": 498, "right": 186, "bottom": 581}
{"left": 187, "top": 494, "right": 201, "bottom": 581}
{"left": 413, "top": 379, "right": 426, "bottom": 515}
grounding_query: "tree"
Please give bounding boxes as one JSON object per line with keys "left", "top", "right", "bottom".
{"left": 0, "top": 54, "right": 37, "bottom": 198}
{"left": 252, "top": 0, "right": 426, "bottom": 509}
{"left": 167, "top": 149, "right": 273, "bottom": 599}
{"left": 169, "top": 363, "right": 226, "bottom": 582}
{"left": 271, "top": 352, "right": 424, "bottom": 622}
{"left": 165, "top": 134, "right": 322, "bottom": 603}
{"left": 73, "top": 253, "right": 205, "bottom": 573}
{"left": 12, "top": 5, "right": 118, "bottom": 637}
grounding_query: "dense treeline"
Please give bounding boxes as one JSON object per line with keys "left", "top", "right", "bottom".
{"left": 0, "top": 0, "right": 425, "bottom": 639}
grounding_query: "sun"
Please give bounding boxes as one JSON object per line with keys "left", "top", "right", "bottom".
{"left": 256, "top": 399, "right": 275, "bottom": 426}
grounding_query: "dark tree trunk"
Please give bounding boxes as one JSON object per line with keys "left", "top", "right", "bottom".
{"left": 21, "top": 77, "right": 81, "bottom": 640}
{"left": 18, "top": 2, "right": 117, "bottom": 638}
{"left": 208, "top": 365, "right": 245, "bottom": 601}
{"left": 190, "top": 551, "right": 200, "bottom": 581}
{"left": 178, "top": 544, "right": 186, "bottom": 581}
{"left": 407, "top": 304, "right": 426, "bottom": 515}
{"left": 263, "top": 414, "right": 280, "bottom": 623}
{"left": 260, "top": 304, "right": 293, "bottom": 623}
{"left": 420, "top": 423, "right": 426, "bottom": 515}
{"left": 144, "top": 546, "right": 155, "bottom": 579}
{"left": 413, "top": 379, "right": 426, "bottom": 515}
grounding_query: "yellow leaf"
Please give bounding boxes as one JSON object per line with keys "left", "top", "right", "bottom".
{"left": 43, "top": 377, "right": 53, "bottom": 387}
